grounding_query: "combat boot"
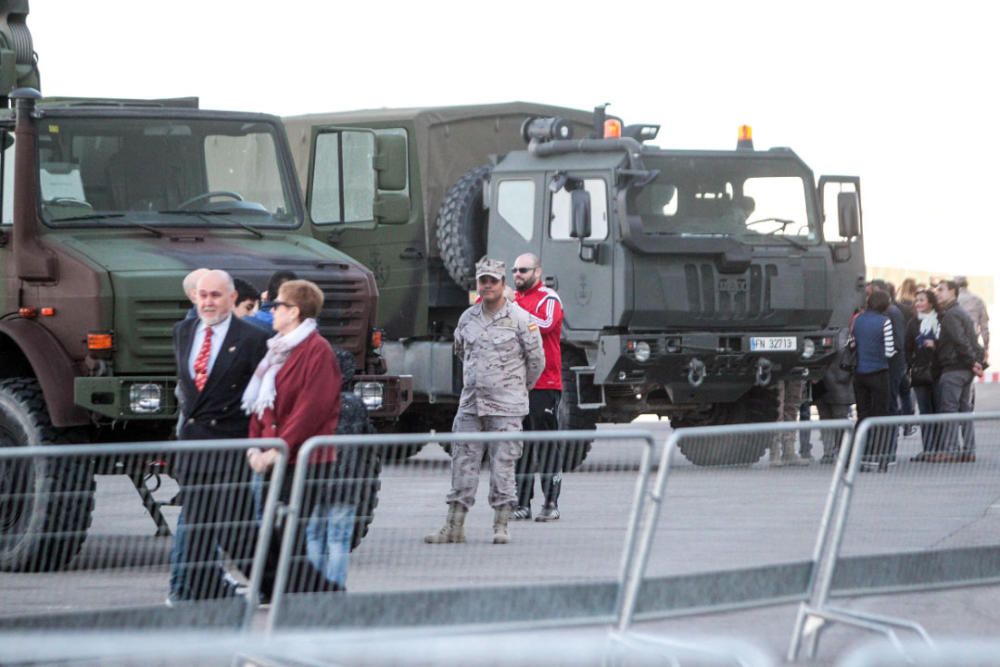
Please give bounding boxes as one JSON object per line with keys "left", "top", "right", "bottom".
{"left": 493, "top": 506, "right": 513, "bottom": 544}
{"left": 782, "top": 441, "right": 810, "bottom": 466}
{"left": 769, "top": 442, "right": 785, "bottom": 467}
{"left": 424, "top": 503, "right": 467, "bottom": 544}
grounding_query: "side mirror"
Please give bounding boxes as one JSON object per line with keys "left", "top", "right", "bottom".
{"left": 837, "top": 191, "right": 860, "bottom": 238}
{"left": 374, "top": 133, "right": 407, "bottom": 191}
{"left": 374, "top": 192, "right": 410, "bottom": 224}
{"left": 569, "top": 188, "right": 591, "bottom": 239}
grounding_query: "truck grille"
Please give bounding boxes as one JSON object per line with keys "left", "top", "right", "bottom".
{"left": 310, "top": 274, "right": 370, "bottom": 369}
{"left": 130, "top": 299, "right": 191, "bottom": 372}
{"left": 684, "top": 263, "right": 777, "bottom": 320}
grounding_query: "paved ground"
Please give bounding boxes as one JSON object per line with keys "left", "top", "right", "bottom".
{"left": 2, "top": 385, "right": 999, "bottom": 665}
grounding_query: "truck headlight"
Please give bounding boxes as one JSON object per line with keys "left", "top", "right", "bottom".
{"left": 634, "top": 341, "right": 651, "bottom": 362}
{"left": 129, "top": 383, "right": 163, "bottom": 413}
{"left": 801, "top": 338, "right": 816, "bottom": 360}
{"left": 353, "top": 382, "right": 384, "bottom": 410}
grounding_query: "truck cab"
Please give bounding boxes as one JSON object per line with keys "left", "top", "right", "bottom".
{"left": 485, "top": 120, "right": 866, "bottom": 462}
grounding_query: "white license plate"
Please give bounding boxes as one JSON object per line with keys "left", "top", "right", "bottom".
{"left": 749, "top": 336, "right": 796, "bottom": 352}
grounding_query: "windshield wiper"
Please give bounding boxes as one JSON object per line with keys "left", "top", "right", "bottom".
{"left": 745, "top": 217, "right": 809, "bottom": 251}
{"left": 52, "top": 213, "right": 165, "bottom": 238}
{"left": 157, "top": 209, "right": 265, "bottom": 239}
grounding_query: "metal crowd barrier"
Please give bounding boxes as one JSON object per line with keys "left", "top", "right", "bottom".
{"left": 0, "top": 627, "right": 775, "bottom": 666}
{"left": 616, "top": 420, "right": 855, "bottom": 632}
{"left": 788, "top": 411, "right": 1000, "bottom": 662}
{"left": 0, "top": 438, "right": 287, "bottom": 630}
{"left": 266, "top": 428, "right": 659, "bottom": 631}
{"left": 837, "top": 638, "right": 1000, "bottom": 667}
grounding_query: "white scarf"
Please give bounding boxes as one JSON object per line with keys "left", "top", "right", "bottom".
{"left": 918, "top": 311, "right": 940, "bottom": 338}
{"left": 241, "top": 318, "right": 317, "bottom": 419}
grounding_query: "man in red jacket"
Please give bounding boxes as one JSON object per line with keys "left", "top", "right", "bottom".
{"left": 511, "top": 253, "right": 565, "bottom": 522}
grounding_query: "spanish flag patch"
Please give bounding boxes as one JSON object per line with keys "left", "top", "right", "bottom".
{"left": 528, "top": 323, "right": 539, "bottom": 332}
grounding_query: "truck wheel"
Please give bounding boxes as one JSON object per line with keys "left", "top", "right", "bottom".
{"left": 670, "top": 387, "right": 780, "bottom": 466}
{"left": 436, "top": 165, "right": 492, "bottom": 290}
{"left": 558, "top": 349, "right": 597, "bottom": 471}
{"left": 0, "top": 378, "right": 95, "bottom": 571}
{"left": 379, "top": 413, "right": 433, "bottom": 461}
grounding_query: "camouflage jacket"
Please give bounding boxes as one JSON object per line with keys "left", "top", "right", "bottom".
{"left": 454, "top": 300, "right": 545, "bottom": 416}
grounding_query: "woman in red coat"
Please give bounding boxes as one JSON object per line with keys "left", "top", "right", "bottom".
{"left": 243, "top": 279, "right": 349, "bottom": 594}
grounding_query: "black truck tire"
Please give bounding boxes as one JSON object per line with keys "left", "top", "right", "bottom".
{"left": 557, "top": 348, "right": 597, "bottom": 471}
{"left": 436, "top": 165, "right": 492, "bottom": 290}
{"left": 0, "top": 378, "right": 95, "bottom": 571}
{"left": 670, "top": 387, "right": 780, "bottom": 466}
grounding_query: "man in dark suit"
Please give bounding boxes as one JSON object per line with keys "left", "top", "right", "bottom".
{"left": 172, "top": 269, "right": 270, "bottom": 600}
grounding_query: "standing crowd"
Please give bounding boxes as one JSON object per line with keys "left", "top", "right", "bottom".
{"left": 788, "top": 276, "right": 988, "bottom": 471}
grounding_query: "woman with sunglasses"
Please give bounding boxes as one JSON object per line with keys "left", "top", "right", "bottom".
{"left": 243, "top": 279, "right": 350, "bottom": 595}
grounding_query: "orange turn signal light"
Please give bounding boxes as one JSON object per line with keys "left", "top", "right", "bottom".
{"left": 603, "top": 119, "right": 622, "bottom": 139}
{"left": 370, "top": 329, "right": 383, "bottom": 350}
{"left": 40, "top": 307, "right": 56, "bottom": 317}
{"left": 18, "top": 307, "right": 37, "bottom": 318}
{"left": 87, "top": 332, "right": 114, "bottom": 351}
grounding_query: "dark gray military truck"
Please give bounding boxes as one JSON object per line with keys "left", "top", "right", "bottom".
{"left": 286, "top": 105, "right": 866, "bottom": 466}
{"left": 0, "top": 2, "right": 403, "bottom": 570}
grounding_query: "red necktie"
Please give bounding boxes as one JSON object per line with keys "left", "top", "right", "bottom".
{"left": 193, "top": 326, "right": 214, "bottom": 392}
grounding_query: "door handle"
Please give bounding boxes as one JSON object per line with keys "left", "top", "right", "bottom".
{"left": 399, "top": 247, "right": 424, "bottom": 260}
{"left": 544, "top": 275, "right": 558, "bottom": 290}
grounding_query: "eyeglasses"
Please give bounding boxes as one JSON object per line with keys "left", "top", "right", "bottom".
{"left": 512, "top": 267, "right": 535, "bottom": 274}
{"left": 272, "top": 300, "right": 297, "bottom": 310}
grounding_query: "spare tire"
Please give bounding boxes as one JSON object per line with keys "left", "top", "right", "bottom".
{"left": 436, "top": 165, "right": 492, "bottom": 290}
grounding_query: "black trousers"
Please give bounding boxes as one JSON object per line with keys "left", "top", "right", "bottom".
{"left": 515, "top": 390, "right": 562, "bottom": 507}
{"left": 853, "top": 369, "right": 893, "bottom": 462}
{"left": 176, "top": 469, "right": 256, "bottom": 600}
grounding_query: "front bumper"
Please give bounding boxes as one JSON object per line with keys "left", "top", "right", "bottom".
{"left": 590, "top": 331, "right": 839, "bottom": 404}
{"left": 75, "top": 374, "right": 414, "bottom": 421}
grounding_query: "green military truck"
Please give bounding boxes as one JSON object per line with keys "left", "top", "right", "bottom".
{"left": 0, "top": 3, "right": 406, "bottom": 570}
{"left": 284, "top": 103, "right": 866, "bottom": 466}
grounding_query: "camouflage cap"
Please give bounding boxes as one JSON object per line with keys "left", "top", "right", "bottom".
{"left": 475, "top": 257, "right": 505, "bottom": 280}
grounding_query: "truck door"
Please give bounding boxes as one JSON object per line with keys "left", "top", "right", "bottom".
{"left": 819, "top": 175, "right": 866, "bottom": 327}
{"left": 538, "top": 174, "right": 613, "bottom": 334}
{"left": 307, "top": 127, "right": 421, "bottom": 340}
{"left": 486, "top": 174, "right": 544, "bottom": 281}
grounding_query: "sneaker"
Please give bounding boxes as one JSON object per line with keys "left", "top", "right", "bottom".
{"left": 535, "top": 504, "right": 560, "bottom": 522}
{"left": 903, "top": 426, "right": 918, "bottom": 437}
{"left": 511, "top": 506, "right": 532, "bottom": 521}
{"left": 818, "top": 454, "right": 836, "bottom": 465}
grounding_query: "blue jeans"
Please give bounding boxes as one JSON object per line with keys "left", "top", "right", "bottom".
{"left": 305, "top": 504, "right": 355, "bottom": 588}
{"left": 168, "top": 508, "right": 188, "bottom": 600}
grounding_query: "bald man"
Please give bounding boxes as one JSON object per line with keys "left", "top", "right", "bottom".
{"left": 171, "top": 269, "right": 270, "bottom": 600}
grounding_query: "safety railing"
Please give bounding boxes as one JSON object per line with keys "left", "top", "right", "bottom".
{"left": 837, "top": 638, "right": 1000, "bottom": 667}
{"left": 265, "top": 428, "right": 659, "bottom": 631}
{"left": 0, "top": 627, "right": 776, "bottom": 666}
{"left": 0, "top": 438, "right": 286, "bottom": 630}
{"left": 788, "top": 411, "right": 1000, "bottom": 662}
{"left": 616, "top": 420, "right": 855, "bottom": 633}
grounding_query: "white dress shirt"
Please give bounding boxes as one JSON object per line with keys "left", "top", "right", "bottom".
{"left": 187, "top": 315, "right": 233, "bottom": 381}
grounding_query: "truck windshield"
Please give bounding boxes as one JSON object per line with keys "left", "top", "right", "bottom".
{"left": 634, "top": 154, "right": 817, "bottom": 244}
{"left": 37, "top": 116, "right": 299, "bottom": 227}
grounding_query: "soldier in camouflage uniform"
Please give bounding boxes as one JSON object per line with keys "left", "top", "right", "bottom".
{"left": 425, "top": 258, "right": 545, "bottom": 545}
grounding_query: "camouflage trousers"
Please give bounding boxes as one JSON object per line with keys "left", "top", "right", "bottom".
{"left": 446, "top": 411, "right": 523, "bottom": 510}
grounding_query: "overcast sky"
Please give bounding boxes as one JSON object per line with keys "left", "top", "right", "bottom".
{"left": 27, "top": 1, "right": 1000, "bottom": 277}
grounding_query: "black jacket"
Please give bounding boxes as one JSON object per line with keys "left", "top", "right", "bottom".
{"left": 173, "top": 315, "right": 270, "bottom": 475}
{"left": 936, "top": 302, "right": 984, "bottom": 373}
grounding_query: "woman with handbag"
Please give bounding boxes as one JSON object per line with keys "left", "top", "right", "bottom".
{"left": 906, "top": 288, "right": 941, "bottom": 460}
